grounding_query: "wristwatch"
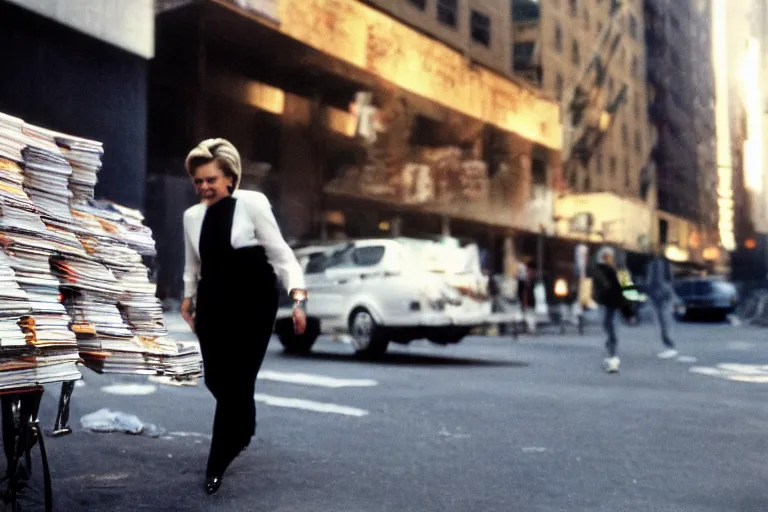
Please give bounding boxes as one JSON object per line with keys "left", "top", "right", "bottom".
{"left": 290, "top": 288, "right": 308, "bottom": 310}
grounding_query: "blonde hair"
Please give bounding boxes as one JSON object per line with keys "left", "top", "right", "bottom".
{"left": 185, "top": 138, "right": 242, "bottom": 192}
{"left": 596, "top": 246, "right": 615, "bottom": 264}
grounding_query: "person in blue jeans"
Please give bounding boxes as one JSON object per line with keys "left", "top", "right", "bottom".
{"left": 591, "top": 247, "right": 625, "bottom": 373}
{"left": 644, "top": 249, "right": 678, "bottom": 360}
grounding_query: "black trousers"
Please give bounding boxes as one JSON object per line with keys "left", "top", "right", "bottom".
{"left": 195, "top": 280, "right": 278, "bottom": 478}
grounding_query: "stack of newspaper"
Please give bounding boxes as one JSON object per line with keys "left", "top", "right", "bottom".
{"left": 0, "top": 114, "right": 82, "bottom": 388}
{"left": 0, "top": 110, "right": 201, "bottom": 385}
{"left": 43, "top": 125, "right": 198, "bottom": 378}
{"left": 16, "top": 125, "right": 141, "bottom": 370}
{"left": 69, "top": 201, "right": 200, "bottom": 377}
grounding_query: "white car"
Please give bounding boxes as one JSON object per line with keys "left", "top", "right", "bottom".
{"left": 274, "top": 237, "right": 492, "bottom": 357}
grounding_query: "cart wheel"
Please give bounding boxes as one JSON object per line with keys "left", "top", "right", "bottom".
{"left": 0, "top": 393, "right": 52, "bottom": 512}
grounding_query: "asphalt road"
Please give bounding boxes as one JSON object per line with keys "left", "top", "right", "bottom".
{"left": 32, "top": 316, "right": 768, "bottom": 512}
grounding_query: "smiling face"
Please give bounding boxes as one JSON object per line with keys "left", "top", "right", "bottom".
{"left": 192, "top": 160, "right": 234, "bottom": 205}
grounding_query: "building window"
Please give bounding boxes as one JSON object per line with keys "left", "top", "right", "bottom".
{"left": 596, "top": 153, "right": 603, "bottom": 175}
{"left": 470, "top": 10, "right": 491, "bottom": 47}
{"left": 584, "top": 8, "right": 590, "bottom": 29}
{"left": 609, "top": 156, "right": 617, "bottom": 177}
{"left": 629, "top": 14, "right": 638, "bottom": 39}
{"left": 634, "top": 93, "right": 641, "bottom": 116}
{"left": 513, "top": 42, "right": 535, "bottom": 69}
{"left": 597, "top": 21, "right": 603, "bottom": 34}
{"left": 631, "top": 55, "right": 638, "bottom": 78}
{"left": 437, "top": 0, "right": 458, "bottom": 27}
{"left": 572, "top": 40, "right": 580, "bottom": 65}
{"left": 531, "top": 145, "right": 549, "bottom": 189}
{"left": 659, "top": 218, "right": 669, "bottom": 245}
{"left": 624, "top": 157, "right": 631, "bottom": 187}
{"left": 407, "top": 0, "right": 427, "bottom": 10}
{"left": 554, "top": 25, "right": 563, "bottom": 52}
{"left": 621, "top": 123, "right": 628, "bottom": 145}
{"left": 569, "top": 0, "right": 578, "bottom": 17}
{"left": 634, "top": 131, "right": 642, "bottom": 154}
{"left": 555, "top": 73, "right": 564, "bottom": 100}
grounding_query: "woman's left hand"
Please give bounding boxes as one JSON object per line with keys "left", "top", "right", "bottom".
{"left": 293, "top": 306, "right": 307, "bottom": 335}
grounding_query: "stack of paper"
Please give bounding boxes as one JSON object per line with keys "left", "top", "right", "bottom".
{"left": 42, "top": 124, "right": 198, "bottom": 379}
{"left": 0, "top": 112, "right": 201, "bottom": 382}
{"left": 68, "top": 201, "right": 200, "bottom": 378}
{"left": 52, "top": 132, "right": 103, "bottom": 203}
{"left": 15, "top": 126, "right": 137, "bottom": 367}
{"left": 0, "top": 116, "right": 82, "bottom": 389}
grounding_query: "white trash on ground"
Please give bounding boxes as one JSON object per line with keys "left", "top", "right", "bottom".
{"left": 80, "top": 408, "right": 166, "bottom": 437}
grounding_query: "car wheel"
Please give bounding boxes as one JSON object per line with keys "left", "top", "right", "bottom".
{"left": 349, "top": 308, "right": 389, "bottom": 358}
{"left": 276, "top": 317, "right": 319, "bottom": 354}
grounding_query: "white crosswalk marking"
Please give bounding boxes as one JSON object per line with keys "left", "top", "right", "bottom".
{"left": 253, "top": 393, "right": 369, "bottom": 417}
{"left": 690, "top": 363, "right": 768, "bottom": 384}
{"left": 258, "top": 370, "right": 377, "bottom": 388}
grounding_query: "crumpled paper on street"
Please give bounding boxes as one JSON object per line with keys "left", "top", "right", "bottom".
{"left": 80, "top": 408, "right": 166, "bottom": 437}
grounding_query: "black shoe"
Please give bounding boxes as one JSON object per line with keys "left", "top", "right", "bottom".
{"left": 205, "top": 476, "right": 222, "bottom": 495}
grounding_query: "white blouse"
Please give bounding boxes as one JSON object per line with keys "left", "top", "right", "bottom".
{"left": 182, "top": 190, "right": 305, "bottom": 298}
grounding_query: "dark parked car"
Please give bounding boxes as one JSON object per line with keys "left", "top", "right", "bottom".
{"left": 673, "top": 277, "right": 738, "bottom": 320}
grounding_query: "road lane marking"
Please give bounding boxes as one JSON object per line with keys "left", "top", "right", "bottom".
{"left": 101, "top": 384, "right": 157, "bottom": 396}
{"left": 690, "top": 363, "right": 768, "bottom": 384}
{"left": 167, "top": 431, "right": 212, "bottom": 440}
{"left": 677, "top": 356, "right": 697, "bottom": 363}
{"left": 258, "top": 371, "right": 377, "bottom": 388}
{"left": 253, "top": 393, "right": 369, "bottom": 417}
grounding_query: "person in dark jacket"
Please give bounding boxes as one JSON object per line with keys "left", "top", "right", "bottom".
{"left": 591, "top": 246, "right": 625, "bottom": 373}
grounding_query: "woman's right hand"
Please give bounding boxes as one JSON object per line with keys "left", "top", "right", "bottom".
{"left": 181, "top": 298, "right": 196, "bottom": 333}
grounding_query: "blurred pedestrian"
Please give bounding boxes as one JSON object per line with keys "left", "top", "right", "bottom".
{"left": 590, "top": 246, "right": 625, "bottom": 373}
{"left": 180, "top": 139, "right": 307, "bottom": 495}
{"left": 644, "top": 247, "right": 679, "bottom": 359}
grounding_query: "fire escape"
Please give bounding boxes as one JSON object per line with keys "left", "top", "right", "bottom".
{"left": 560, "top": 0, "right": 633, "bottom": 194}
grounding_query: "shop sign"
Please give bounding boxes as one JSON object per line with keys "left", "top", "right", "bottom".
{"left": 350, "top": 92, "right": 384, "bottom": 144}
{"left": 569, "top": 212, "right": 594, "bottom": 234}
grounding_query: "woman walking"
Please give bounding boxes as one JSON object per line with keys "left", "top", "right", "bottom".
{"left": 591, "top": 246, "right": 626, "bottom": 373}
{"left": 180, "top": 139, "right": 307, "bottom": 494}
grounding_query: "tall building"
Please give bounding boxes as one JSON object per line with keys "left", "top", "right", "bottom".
{"left": 513, "top": 0, "right": 656, "bottom": 259}
{"left": 150, "top": 0, "right": 561, "bottom": 298}
{"left": 718, "top": 0, "right": 768, "bottom": 282}
{"left": 514, "top": 0, "right": 651, "bottom": 198}
{"left": 645, "top": 0, "right": 718, "bottom": 257}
